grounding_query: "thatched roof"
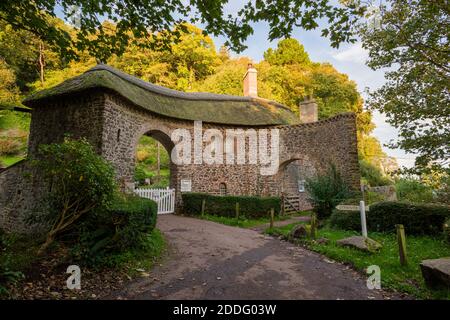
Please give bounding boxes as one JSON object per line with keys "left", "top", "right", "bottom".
{"left": 23, "top": 64, "right": 299, "bottom": 126}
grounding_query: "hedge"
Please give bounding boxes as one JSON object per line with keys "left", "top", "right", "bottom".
{"left": 329, "top": 201, "right": 450, "bottom": 236}
{"left": 182, "top": 193, "right": 281, "bottom": 218}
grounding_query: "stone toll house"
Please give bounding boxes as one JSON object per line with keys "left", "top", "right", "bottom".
{"left": 0, "top": 64, "right": 360, "bottom": 233}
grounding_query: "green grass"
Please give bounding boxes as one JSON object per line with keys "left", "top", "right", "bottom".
{"left": 265, "top": 222, "right": 450, "bottom": 299}
{"left": 198, "top": 213, "right": 296, "bottom": 228}
{"left": 0, "top": 155, "right": 24, "bottom": 167}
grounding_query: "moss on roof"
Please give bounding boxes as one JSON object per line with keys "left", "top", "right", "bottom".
{"left": 23, "top": 64, "right": 299, "bottom": 126}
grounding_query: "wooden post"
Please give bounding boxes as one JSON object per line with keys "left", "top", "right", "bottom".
{"left": 360, "top": 200, "right": 368, "bottom": 238}
{"left": 396, "top": 224, "right": 408, "bottom": 266}
{"left": 235, "top": 202, "right": 240, "bottom": 220}
{"left": 270, "top": 208, "right": 274, "bottom": 229}
{"left": 201, "top": 199, "right": 206, "bottom": 217}
{"left": 310, "top": 212, "right": 317, "bottom": 239}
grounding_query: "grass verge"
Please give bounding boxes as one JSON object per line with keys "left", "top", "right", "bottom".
{"left": 265, "top": 223, "right": 450, "bottom": 300}
{"left": 0, "top": 155, "right": 24, "bottom": 167}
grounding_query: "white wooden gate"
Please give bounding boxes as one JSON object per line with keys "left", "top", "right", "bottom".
{"left": 134, "top": 188, "right": 175, "bottom": 214}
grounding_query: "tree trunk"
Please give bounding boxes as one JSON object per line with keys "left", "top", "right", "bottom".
{"left": 157, "top": 141, "right": 160, "bottom": 179}
{"left": 39, "top": 41, "right": 45, "bottom": 85}
{"left": 37, "top": 231, "right": 55, "bottom": 255}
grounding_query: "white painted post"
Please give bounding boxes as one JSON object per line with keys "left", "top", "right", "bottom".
{"left": 360, "top": 200, "right": 368, "bottom": 238}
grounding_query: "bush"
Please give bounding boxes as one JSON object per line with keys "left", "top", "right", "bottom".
{"left": 395, "top": 178, "right": 434, "bottom": 203}
{"left": 72, "top": 194, "right": 158, "bottom": 266}
{"left": 329, "top": 201, "right": 450, "bottom": 236}
{"left": 0, "top": 137, "right": 22, "bottom": 155}
{"left": 329, "top": 209, "right": 361, "bottom": 231}
{"left": 305, "top": 164, "right": 352, "bottom": 219}
{"left": 359, "top": 159, "right": 392, "bottom": 186}
{"left": 444, "top": 219, "right": 450, "bottom": 243}
{"left": 0, "top": 230, "right": 24, "bottom": 295}
{"left": 182, "top": 193, "right": 280, "bottom": 218}
{"left": 30, "top": 137, "right": 117, "bottom": 254}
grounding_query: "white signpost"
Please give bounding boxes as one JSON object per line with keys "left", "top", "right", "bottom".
{"left": 335, "top": 202, "right": 369, "bottom": 238}
{"left": 360, "top": 200, "right": 368, "bottom": 238}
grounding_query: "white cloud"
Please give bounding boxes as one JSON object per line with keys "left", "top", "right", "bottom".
{"left": 332, "top": 43, "right": 368, "bottom": 64}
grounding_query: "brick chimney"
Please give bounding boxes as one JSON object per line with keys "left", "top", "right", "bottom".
{"left": 299, "top": 96, "right": 318, "bottom": 123}
{"left": 243, "top": 63, "right": 258, "bottom": 97}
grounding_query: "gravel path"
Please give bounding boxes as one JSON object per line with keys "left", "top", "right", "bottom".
{"left": 112, "top": 215, "right": 401, "bottom": 300}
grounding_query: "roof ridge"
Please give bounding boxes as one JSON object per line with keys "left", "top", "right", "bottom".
{"left": 85, "top": 64, "right": 289, "bottom": 109}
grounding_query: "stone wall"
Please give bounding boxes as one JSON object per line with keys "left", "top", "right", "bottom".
{"left": 0, "top": 89, "right": 360, "bottom": 233}
{"left": 0, "top": 161, "right": 48, "bottom": 233}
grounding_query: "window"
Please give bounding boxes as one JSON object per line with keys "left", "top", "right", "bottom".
{"left": 298, "top": 180, "right": 305, "bottom": 193}
{"left": 219, "top": 183, "right": 227, "bottom": 196}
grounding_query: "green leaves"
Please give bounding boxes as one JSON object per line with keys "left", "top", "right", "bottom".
{"left": 305, "top": 164, "right": 352, "bottom": 219}
{"left": 0, "top": 0, "right": 363, "bottom": 61}
{"left": 31, "top": 137, "right": 117, "bottom": 234}
{"left": 360, "top": 0, "right": 450, "bottom": 173}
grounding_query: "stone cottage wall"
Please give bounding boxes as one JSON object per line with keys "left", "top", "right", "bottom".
{"left": 0, "top": 90, "right": 360, "bottom": 233}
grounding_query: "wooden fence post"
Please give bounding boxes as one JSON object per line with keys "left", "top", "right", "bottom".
{"left": 201, "top": 199, "right": 206, "bottom": 217}
{"left": 235, "top": 202, "right": 240, "bottom": 220}
{"left": 396, "top": 224, "right": 408, "bottom": 266}
{"left": 270, "top": 208, "right": 274, "bottom": 229}
{"left": 310, "top": 212, "right": 317, "bottom": 239}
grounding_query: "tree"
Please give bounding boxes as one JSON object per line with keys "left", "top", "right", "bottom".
{"left": 264, "top": 38, "right": 311, "bottom": 66}
{"left": 0, "top": 1, "right": 365, "bottom": 61}
{"left": 360, "top": 0, "right": 450, "bottom": 173}
{"left": 31, "top": 138, "right": 117, "bottom": 254}
{"left": 0, "top": 59, "right": 20, "bottom": 108}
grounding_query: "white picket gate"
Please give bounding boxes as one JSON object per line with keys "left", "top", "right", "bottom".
{"left": 134, "top": 188, "right": 175, "bottom": 214}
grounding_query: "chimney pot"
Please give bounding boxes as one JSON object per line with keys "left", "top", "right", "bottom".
{"left": 299, "top": 96, "right": 318, "bottom": 123}
{"left": 243, "top": 63, "right": 258, "bottom": 97}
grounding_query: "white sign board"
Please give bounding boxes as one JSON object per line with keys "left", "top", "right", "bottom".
{"left": 180, "top": 179, "right": 192, "bottom": 192}
{"left": 336, "top": 204, "right": 370, "bottom": 211}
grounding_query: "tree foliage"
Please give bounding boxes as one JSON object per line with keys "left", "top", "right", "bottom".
{"left": 264, "top": 38, "right": 311, "bottom": 66}
{"left": 0, "top": 0, "right": 364, "bottom": 61}
{"left": 360, "top": 0, "right": 450, "bottom": 173}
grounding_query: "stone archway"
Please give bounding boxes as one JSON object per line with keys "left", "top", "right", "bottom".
{"left": 132, "top": 127, "right": 177, "bottom": 190}
{"left": 275, "top": 156, "right": 317, "bottom": 212}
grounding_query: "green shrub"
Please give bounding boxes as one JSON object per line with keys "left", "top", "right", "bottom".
{"left": 329, "top": 209, "right": 361, "bottom": 231}
{"left": 30, "top": 137, "right": 117, "bottom": 254}
{"left": 369, "top": 201, "right": 449, "bottom": 235}
{"left": 329, "top": 201, "right": 450, "bottom": 236}
{"left": 395, "top": 178, "right": 434, "bottom": 203}
{"left": 182, "top": 193, "right": 280, "bottom": 218}
{"left": 444, "top": 219, "right": 450, "bottom": 243}
{"left": 0, "top": 230, "right": 24, "bottom": 296}
{"left": 72, "top": 194, "right": 158, "bottom": 266}
{"left": 359, "top": 159, "right": 392, "bottom": 186}
{"left": 305, "top": 164, "right": 352, "bottom": 219}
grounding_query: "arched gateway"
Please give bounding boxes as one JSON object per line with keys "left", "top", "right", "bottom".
{"left": 0, "top": 64, "right": 360, "bottom": 233}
